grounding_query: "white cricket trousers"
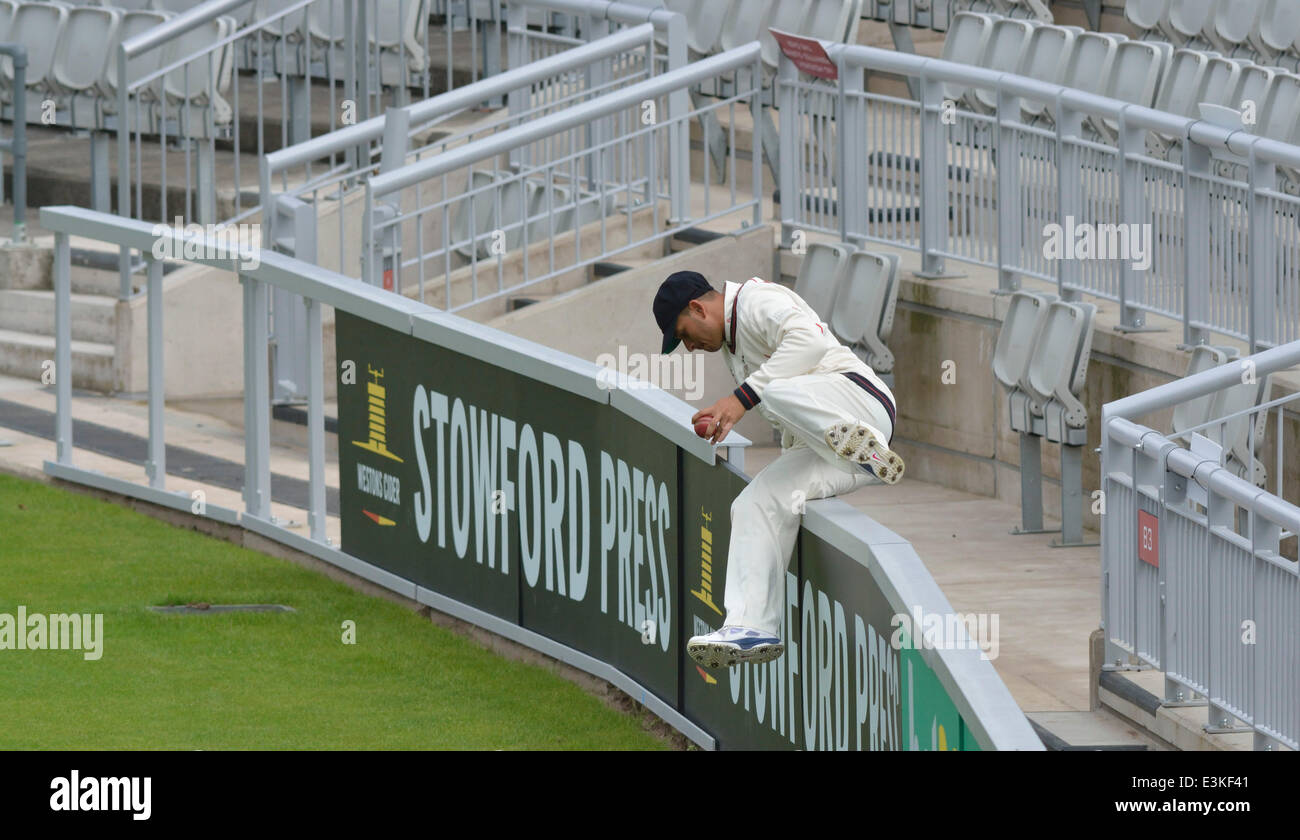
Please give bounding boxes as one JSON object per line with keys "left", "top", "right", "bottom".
{"left": 723, "top": 371, "right": 897, "bottom": 637}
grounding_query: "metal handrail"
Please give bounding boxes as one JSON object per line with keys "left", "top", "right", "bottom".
{"left": 0, "top": 43, "right": 27, "bottom": 244}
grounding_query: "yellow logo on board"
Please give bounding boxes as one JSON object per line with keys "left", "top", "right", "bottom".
{"left": 352, "top": 365, "right": 404, "bottom": 463}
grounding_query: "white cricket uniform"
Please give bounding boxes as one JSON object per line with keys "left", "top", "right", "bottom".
{"left": 718, "top": 276, "right": 899, "bottom": 637}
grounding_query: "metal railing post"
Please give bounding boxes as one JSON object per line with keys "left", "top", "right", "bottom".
{"left": 1117, "top": 111, "right": 1147, "bottom": 331}
{"left": 1248, "top": 148, "right": 1278, "bottom": 353}
{"left": 242, "top": 272, "right": 271, "bottom": 519}
{"left": 146, "top": 257, "right": 166, "bottom": 489}
{"left": 116, "top": 46, "right": 132, "bottom": 298}
{"left": 917, "top": 73, "right": 947, "bottom": 277}
{"left": 777, "top": 52, "right": 798, "bottom": 248}
{"left": 1055, "top": 98, "right": 1083, "bottom": 301}
{"left": 664, "top": 11, "right": 688, "bottom": 223}
{"left": 1, "top": 44, "right": 28, "bottom": 244}
{"left": 838, "top": 57, "right": 863, "bottom": 244}
{"left": 306, "top": 297, "right": 327, "bottom": 543}
{"left": 1182, "top": 135, "right": 1212, "bottom": 348}
{"left": 54, "top": 231, "right": 72, "bottom": 463}
{"left": 996, "top": 87, "right": 1022, "bottom": 292}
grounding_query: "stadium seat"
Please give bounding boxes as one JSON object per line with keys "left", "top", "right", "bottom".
{"left": 997, "top": 0, "right": 1050, "bottom": 23}
{"left": 939, "top": 11, "right": 995, "bottom": 109}
{"left": 1213, "top": 0, "right": 1263, "bottom": 57}
{"left": 99, "top": 9, "right": 171, "bottom": 104}
{"left": 1048, "top": 32, "right": 1124, "bottom": 123}
{"left": 0, "top": 0, "right": 16, "bottom": 42}
{"left": 1127, "top": 0, "right": 1173, "bottom": 41}
{"left": 829, "top": 250, "right": 899, "bottom": 374}
{"left": 0, "top": 2, "right": 70, "bottom": 97}
{"left": 50, "top": 5, "right": 121, "bottom": 97}
{"left": 161, "top": 15, "right": 236, "bottom": 126}
{"left": 1091, "top": 40, "right": 1172, "bottom": 141}
{"left": 258, "top": 0, "right": 307, "bottom": 39}
{"left": 662, "top": 0, "right": 727, "bottom": 56}
{"left": 970, "top": 17, "right": 1034, "bottom": 113}
{"left": 1025, "top": 300, "right": 1095, "bottom": 440}
{"left": 1171, "top": 344, "right": 1236, "bottom": 438}
{"left": 1251, "top": 0, "right": 1300, "bottom": 63}
{"left": 1016, "top": 23, "right": 1079, "bottom": 123}
{"left": 1167, "top": 0, "right": 1218, "bottom": 48}
{"left": 718, "top": 0, "right": 775, "bottom": 53}
{"left": 1229, "top": 62, "right": 1277, "bottom": 115}
{"left": 1192, "top": 53, "right": 1244, "bottom": 110}
{"left": 993, "top": 290, "right": 1058, "bottom": 432}
{"left": 793, "top": 241, "right": 854, "bottom": 323}
{"left": 1147, "top": 48, "right": 1212, "bottom": 157}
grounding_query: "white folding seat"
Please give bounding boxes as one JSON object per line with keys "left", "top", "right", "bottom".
{"left": 1016, "top": 24, "right": 1079, "bottom": 123}
{"left": 308, "top": 0, "right": 348, "bottom": 44}
{"left": 1167, "top": 0, "right": 1218, "bottom": 48}
{"left": 1147, "top": 48, "right": 1210, "bottom": 158}
{"left": 1229, "top": 62, "right": 1276, "bottom": 115}
{"left": 1171, "top": 345, "right": 1236, "bottom": 437}
{"left": 0, "top": 0, "right": 16, "bottom": 41}
{"left": 259, "top": 0, "right": 307, "bottom": 38}
{"left": 1213, "top": 0, "right": 1263, "bottom": 57}
{"left": 1024, "top": 300, "right": 1095, "bottom": 440}
{"left": 662, "top": 0, "right": 727, "bottom": 56}
{"left": 1127, "top": 0, "right": 1173, "bottom": 41}
{"left": 829, "top": 250, "right": 899, "bottom": 373}
{"left": 994, "top": 290, "right": 1058, "bottom": 433}
{"left": 50, "top": 5, "right": 121, "bottom": 96}
{"left": 1192, "top": 54, "right": 1243, "bottom": 110}
{"left": 970, "top": 18, "right": 1033, "bottom": 113}
{"left": 794, "top": 242, "right": 855, "bottom": 322}
{"left": 161, "top": 15, "right": 236, "bottom": 125}
{"left": 372, "top": 0, "right": 429, "bottom": 84}
{"left": 938, "top": 12, "right": 995, "bottom": 107}
{"left": 1092, "top": 40, "right": 1172, "bottom": 141}
{"left": 719, "top": 0, "right": 775, "bottom": 52}
{"left": 1048, "top": 31, "right": 1124, "bottom": 124}
{"left": 98, "top": 9, "right": 170, "bottom": 103}
{"left": 1250, "top": 0, "right": 1300, "bottom": 63}
{"left": 0, "top": 2, "right": 70, "bottom": 96}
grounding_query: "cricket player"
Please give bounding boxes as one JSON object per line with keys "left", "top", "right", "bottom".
{"left": 652, "top": 270, "right": 903, "bottom": 668}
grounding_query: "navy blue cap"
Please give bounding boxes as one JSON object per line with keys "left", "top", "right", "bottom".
{"left": 653, "top": 271, "right": 713, "bottom": 353}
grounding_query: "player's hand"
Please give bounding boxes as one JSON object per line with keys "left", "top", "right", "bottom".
{"left": 692, "top": 394, "right": 746, "bottom": 445}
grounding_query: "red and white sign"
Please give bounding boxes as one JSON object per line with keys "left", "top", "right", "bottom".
{"left": 1138, "top": 510, "right": 1159, "bottom": 567}
{"left": 769, "top": 28, "right": 837, "bottom": 80}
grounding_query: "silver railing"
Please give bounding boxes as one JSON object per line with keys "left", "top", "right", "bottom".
{"left": 779, "top": 43, "right": 1300, "bottom": 354}
{"left": 109, "top": 0, "right": 504, "bottom": 298}
{"left": 36, "top": 202, "right": 1039, "bottom": 750}
{"left": 1101, "top": 341, "right": 1300, "bottom": 750}
{"left": 0, "top": 43, "right": 26, "bottom": 244}
{"left": 262, "top": 23, "right": 659, "bottom": 277}
{"left": 359, "top": 43, "right": 761, "bottom": 312}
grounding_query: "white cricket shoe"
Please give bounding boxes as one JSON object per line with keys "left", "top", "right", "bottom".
{"left": 687, "top": 625, "right": 785, "bottom": 668}
{"left": 825, "top": 421, "right": 905, "bottom": 484}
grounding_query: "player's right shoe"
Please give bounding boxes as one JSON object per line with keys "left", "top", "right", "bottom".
{"left": 687, "top": 625, "right": 784, "bottom": 668}
{"left": 825, "top": 421, "right": 905, "bottom": 485}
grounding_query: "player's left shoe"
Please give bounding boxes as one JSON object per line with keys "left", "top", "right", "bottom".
{"left": 825, "top": 421, "right": 905, "bottom": 484}
{"left": 687, "top": 625, "right": 784, "bottom": 668}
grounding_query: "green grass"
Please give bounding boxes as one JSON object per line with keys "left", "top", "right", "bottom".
{"left": 0, "top": 472, "right": 668, "bottom": 749}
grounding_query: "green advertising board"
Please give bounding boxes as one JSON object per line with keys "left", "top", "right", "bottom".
{"left": 337, "top": 310, "right": 992, "bottom": 750}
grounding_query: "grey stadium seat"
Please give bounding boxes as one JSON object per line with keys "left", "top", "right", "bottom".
{"left": 1213, "top": 0, "right": 1264, "bottom": 56}
{"left": 1127, "top": 0, "right": 1173, "bottom": 41}
{"left": 161, "top": 15, "right": 237, "bottom": 125}
{"left": 1024, "top": 300, "right": 1095, "bottom": 439}
{"left": 1091, "top": 40, "right": 1172, "bottom": 142}
{"left": 1147, "top": 48, "right": 1211, "bottom": 158}
{"left": 794, "top": 241, "right": 855, "bottom": 322}
{"left": 1192, "top": 54, "right": 1244, "bottom": 110}
{"left": 939, "top": 12, "right": 995, "bottom": 109}
{"left": 1047, "top": 32, "right": 1125, "bottom": 123}
{"left": 50, "top": 5, "right": 121, "bottom": 97}
{"left": 829, "top": 250, "right": 899, "bottom": 374}
{"left": 970, "top": 17, "right": 1035, "bottom": 114}
{"left": 99, "top": 9, "right": 171, "bottom": 103}
{"left": 719, "top": 0, "right": 775, "bottom": 53}
{"left": 1167, "top": 0, "right": 1218, "bottom": 48}
{"left": 1252, "top": 0, "right": 1300, "bottom": 63}
{"left": 1016, "top": 24, "right": 1080, "bottom": 123}
{"left": 0, "top": 2, "right": 70, "bottom": 96}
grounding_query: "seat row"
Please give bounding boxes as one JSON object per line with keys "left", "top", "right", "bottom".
{"left": 792, "top": 241, "right": 900, "bottom": 381}
{"left": 1127, "top": 0, "right": 1300, "bottom": 69}
{"left": 863, "top": 0, "right": 1051, "bottom": 32}
{"left": 0, "top": 0, "right": 428, "bottom": 135}
{"left": 941, "top": 11, "right": 1300, "bottom": 185}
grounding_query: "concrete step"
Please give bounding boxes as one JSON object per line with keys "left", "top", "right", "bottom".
{"left": 0, "top": 289, "right": 118, "bottom": 345}
{"left": 1026, "top": 709, "right": 1165, "bottom": 751}
{"left": 0, "top": 328, "right": 116, "bottom": 392}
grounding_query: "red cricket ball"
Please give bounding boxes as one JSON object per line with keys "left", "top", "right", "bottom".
{"left": 694, "top": 415, "right": 714, "bottom": 438}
